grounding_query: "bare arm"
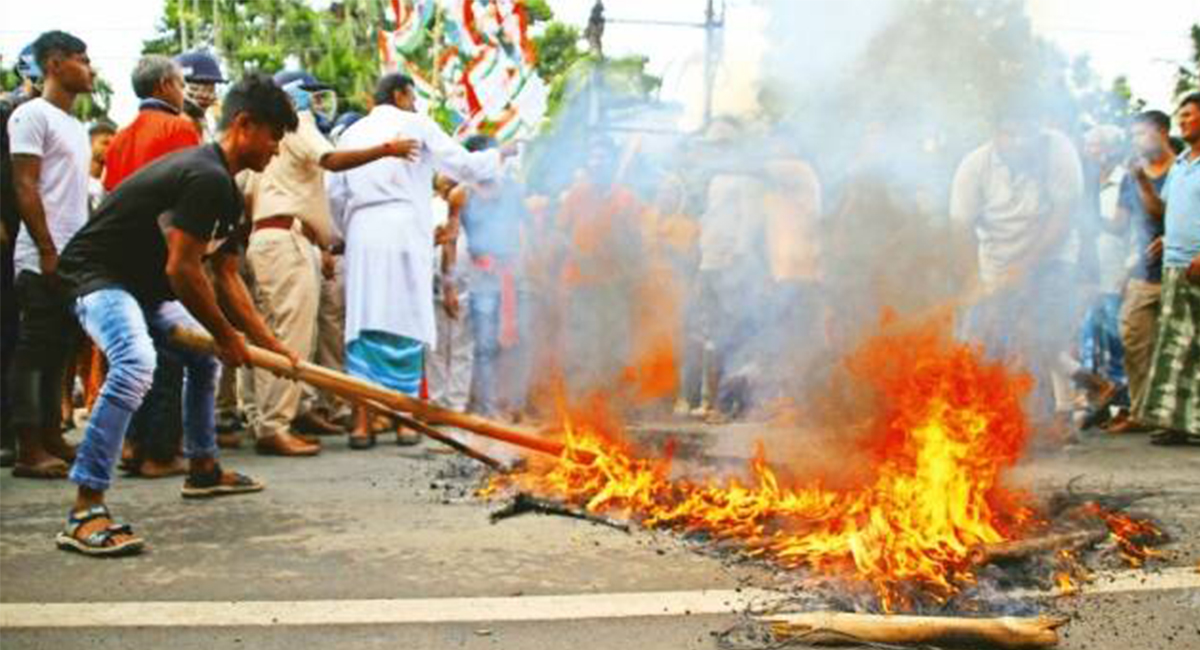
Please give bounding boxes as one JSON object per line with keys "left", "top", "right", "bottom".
{"left": 1134, "top": 168, "right": 1165, "bottom": 222}
{"left": 439, "top": 186, "right": 468, "bottom": 319}
{"left": 165, "top": 228, "right": 247, "bottom": 365}
{"left": 319, "top": 138, "right": 418, "bottom": 172}
{"left": 442, "top": 186, "right": 467, "bottom": 275}
{"left": 11, "top": 154, "right": 58, "bottom": 276}
{"left": 208, "top": 248, "right": 292, "bottom": 362}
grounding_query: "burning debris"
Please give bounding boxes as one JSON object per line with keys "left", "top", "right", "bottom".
{"left": 489, "top": 492, "right": 632, "bottom": 533}
{"left": 482, "top": 317, "right": 1169, "bottom": 629}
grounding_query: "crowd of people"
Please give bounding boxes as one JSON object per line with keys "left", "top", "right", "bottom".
{"left": 0, "top": 29, "right": 1197, "bottom": 557}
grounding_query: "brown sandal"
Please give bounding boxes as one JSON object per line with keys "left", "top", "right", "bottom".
{"left": 12, "top": 458, "right": 69, "bottom": 479}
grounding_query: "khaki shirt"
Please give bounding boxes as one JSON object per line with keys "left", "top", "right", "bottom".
{"left": 243, "top": 111, "right": 335, "bottom": 246}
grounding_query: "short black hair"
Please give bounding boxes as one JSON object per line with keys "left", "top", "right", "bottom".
{"left": 1179, "top": 92, "right": 1200, "bottom": 112}
{"left": 1132, "top": 110, "right": 1170, "bottom": 134}
{"left": 32, "top": 30, "right": 86, "bottom": 69}
{"left": 217, "top": 73, "right": 298, "bottom": 134}
{"left": 464, "top": 134, "right": 497, "bottom": 152}
{"left": 89, "top": 119, "right": 117, "bottom": 137}
{"left": 373, "top": 73, "right": 414, "bottom": 107}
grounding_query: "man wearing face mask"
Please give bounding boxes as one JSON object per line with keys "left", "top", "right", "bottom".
{"left": 238, "top": 70, "right": 420, "bottom": 456}
{"left": 174, "top": 50, "right": 225, "bottom": 140}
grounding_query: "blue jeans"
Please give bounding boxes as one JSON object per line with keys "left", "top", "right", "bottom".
{"left": 469, "top": 288, "right": 532, "bottom": 416}
{"left": 70, "top": 289, "right": 220, "bottom": 491}
{"left": 1079, "top": 292, "right": 1127, "bottom": 386}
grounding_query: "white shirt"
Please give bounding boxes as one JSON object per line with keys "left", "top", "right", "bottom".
{"left": 950, "top": 129, "right": 1084, "bottom": 287}
{"left": 7, "top": 98, "right": 90, "bottom": 274}
{"left": 1095, "top": 166, "right": 1130, "bottom": 293}
{"left": 330, "top": 104, "right": 501, "bottom": 346}
{"left": 330, "top": 104, "right": 501, "bottom": 220}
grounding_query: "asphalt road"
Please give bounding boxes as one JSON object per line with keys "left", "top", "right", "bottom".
{"left": 1, "top": 424, "right": 1198, "bottom": 650}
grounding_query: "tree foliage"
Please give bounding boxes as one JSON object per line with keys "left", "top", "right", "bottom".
{"left": 1176, "top": 23, "right": 1200, "bottom": 99}
{"left": 143, "top": 0, "right": 389, "bottom": 113}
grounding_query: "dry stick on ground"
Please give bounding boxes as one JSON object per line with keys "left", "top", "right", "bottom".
{"left": 169, "top": 327, "right": 581, "bottom": 461}
{"left": 969, "top": 528, "right": 1110, "bottom": 566}
{"left": 762, "top": 612, "right": 1066, "bottom": 649}
{"left": 357, "top": 397, "right": 506, "bottom": 471}
{"left": 490, "top": 493, "right": 632, "bottom": 533}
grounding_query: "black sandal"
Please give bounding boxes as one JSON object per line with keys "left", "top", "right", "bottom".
{"left": 348, "top": 432, "right": 376, "bottom": 450}
{"left": 181, "top": 463, "right": 265, "bottom": 499}
{"left": 55, "top": 505, "right": 145, "bottom": 557}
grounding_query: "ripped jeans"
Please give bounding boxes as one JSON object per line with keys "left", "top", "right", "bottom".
{"left": 70, "top": 288, "right": 220, "bottom": 491}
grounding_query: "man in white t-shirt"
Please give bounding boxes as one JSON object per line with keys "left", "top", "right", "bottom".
{"left": 7, "top": 30, "right": 94, "bottom": 478}
{"left": 950, "top": 105, "right": 1085, "bottom": 438}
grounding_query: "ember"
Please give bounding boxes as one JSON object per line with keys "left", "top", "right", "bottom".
{"left": 487, "top": 316, "right": 1163, "bottom": 611}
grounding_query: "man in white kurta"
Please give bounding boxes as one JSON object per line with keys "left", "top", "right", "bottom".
{"left": 327, "top": 73, "right": 503, "bottom": 445}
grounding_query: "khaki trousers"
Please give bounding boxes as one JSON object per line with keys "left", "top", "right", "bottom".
{"left": 1119, "top": 278, "right": 1162, "bottom": 415}
{"left": 307, "top": 253, "right": 351, "bottom": 420}
{"left": 246, "top": 228, "right": 320, "bottom": 439}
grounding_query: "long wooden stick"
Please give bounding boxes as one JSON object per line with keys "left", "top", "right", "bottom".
{"left": 169, "top": 327, "right": 577, "bottom": 460}
{"left": 358, "top": 397, "right": 505, "bottom": 471}
{"left": 763, "top": 612, "right": 1066, "bottom": 649}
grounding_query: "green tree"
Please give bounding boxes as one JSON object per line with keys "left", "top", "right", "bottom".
{"left": 143, "top": 0, "right": 388, "bottom": 113}
{"left": 73, "top": 75, "right": 114, "bottom": 122}
{"left": 1175, "top": 23, "right": 1200, "bottom": 99}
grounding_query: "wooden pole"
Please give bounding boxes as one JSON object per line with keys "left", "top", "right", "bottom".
{"left": 763, "top": 612, "right": 1066, "bottom": 649}
{"left": 358, "top": 397, "right": 505, "bottom": 471}
{"left": 169, "top": 327, "right": 574, "bottom": 460}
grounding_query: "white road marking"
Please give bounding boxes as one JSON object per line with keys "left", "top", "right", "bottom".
{"left": 0, "top": 589, "right": 785, "bottom": 629}
{"left": 1011, "top": 565, "right": 1200, "bottom": 599}
{"left": 2, "top": 567, "right": 1196, "bottom": 629}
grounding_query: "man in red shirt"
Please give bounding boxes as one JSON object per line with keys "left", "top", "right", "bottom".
{"left": 104, "top": 55, "right": 199, "bottom": 190}
{"left": 100, "top": 54, "right": 200, "bottom": 478}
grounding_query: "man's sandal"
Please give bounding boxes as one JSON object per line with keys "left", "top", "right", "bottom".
{"left": 181, "top": 464, "right": 265, "bottom": 499}
{"left": 55, "top": 505, "right": 145, "bottom": 557}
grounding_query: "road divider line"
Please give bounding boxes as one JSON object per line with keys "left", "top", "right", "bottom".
{"left": 0, "top": 589, "right": 784, "bottom": 629}
{"left": 3, "top": 567, "right": 1197, "bottom": 629}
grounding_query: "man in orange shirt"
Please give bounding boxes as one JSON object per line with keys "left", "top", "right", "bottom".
{"left": 104, "top": 55, "right": 199, "bottom": 190}
{"left": 100, "top": 54, "right": 201, "bottom": 478}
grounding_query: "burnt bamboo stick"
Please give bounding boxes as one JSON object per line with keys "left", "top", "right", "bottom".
{"left": 357, "top": 397, "right": 505, "bottom": 470}
{"left": 763, "top": 612, "right": 1066, "bottom": 649}
{"left": 969, "top": 528, "right": 1109, "bottom": 566}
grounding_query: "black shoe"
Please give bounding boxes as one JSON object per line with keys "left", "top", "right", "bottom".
{"left": 0, "top": 447, "right": 15, "bottom": 468}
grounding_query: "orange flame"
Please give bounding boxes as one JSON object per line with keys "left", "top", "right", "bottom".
{"left": 492, "top": 318, "right": 1047, "bottom": 610}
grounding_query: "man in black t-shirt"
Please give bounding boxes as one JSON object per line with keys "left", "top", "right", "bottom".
{"left": 1114, "top": 110, "right": 1174, "bottom": 433}
{"left": 53, "top": 74, "right": 300, "bottom": 557}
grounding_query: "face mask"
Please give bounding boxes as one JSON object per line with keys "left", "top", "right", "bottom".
{"left": 185, "top": 82, "right": 217, "bottom": 109}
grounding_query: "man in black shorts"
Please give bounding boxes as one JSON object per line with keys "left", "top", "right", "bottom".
{"left": 54, "top": 74, "right": 300, "bottom": 557}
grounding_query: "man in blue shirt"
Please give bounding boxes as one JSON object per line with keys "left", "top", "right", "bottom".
{"left": 1137, "top": 93, "right": 1200, "bottom": 445}
{"left": 1113, "top": 110, "right": 1174, "bottom": 433}
{"left": 457, "top": 135, "right": 531, "bottom": 419}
